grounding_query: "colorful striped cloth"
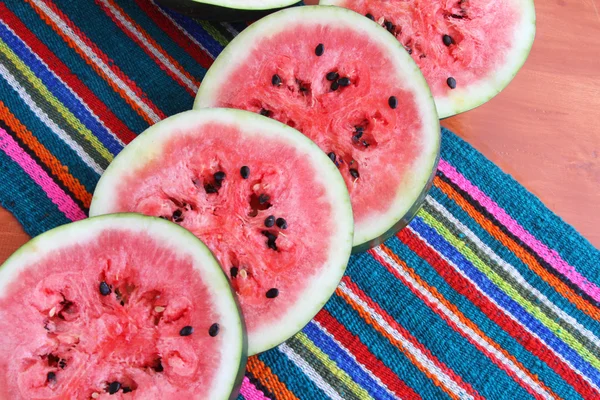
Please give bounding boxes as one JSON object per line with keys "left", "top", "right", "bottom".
{"left": 0, "top": 1, "right": 598, "bottom": 399}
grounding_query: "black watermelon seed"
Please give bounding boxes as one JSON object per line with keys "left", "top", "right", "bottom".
{"left": 123, "top": 387, "right": 132, "bottom": 394}
{"left": 362, "top": 140, "right": 370, "bottom": 147}
{"left": 99, "top": 281, "right": 111, "bottom": 296}
{"left": 388, "top": 96, "right": 398, "bottom": 109}
{"left": 240, "top": 166, "right": 250, "bottom": 179}
{"left": 338, "top": 77, "right": 351, "bottom": 87}
{"left": 271, "top": 74, "right": 282, "bottom": 86}
{"left": 47, "top": 371, "right": 56, "bottom": 383}
{"left": 259, "top": 108, "right": 271, "bottom": 117}
{"left": 349, "top": 168, "right": 360, "bottom": 179}
{"left": 154, "top": 359, "right": 164, "bottom": 372}
{"left": 58, "top": 359, "right": 66, "bottom": 369}
{"left": 264, "top": 215, "right": 275, "bottom": 227}
{"left": 230, "top": 267, "right": 238, "bottom": 278}
{"left": 443, "top": 34, "right": 453, "bottom": 46}
{"left": 326, "top": 71, "right": 339, "bottom": 81}
{"left": 355, "top": 126, "right": 364, "bottom": 132}
{"left": 353, "top": 131, "right": 364, "bottom": 141}
{"left": 447, "top": 77, "right": 457, "bottom": 89}
{"left": 172, "top": 209, "right": 183, "bottom": 222}
{"left": 204, "top": 184, "right": 218, "bottom": 194}
{"left": 214, "top": 171, "right": 226, "bottom": 182}
{"left": 258, "top": 194, "right": 270, "bottom": 204}
{"left": 266, "top": 288, "right": 279, "bottom": 298}
{"left": 108, "top": 381, "right": 121, "bottom": 394}
{"left": 209, "top": 323, "right": 220, "bottom": 337}
{"left": 179, "top": 326, "right": 194, "bottom": 336}
{"left": 384, "top": 21, "right": 395, "bottom": 33}
{"left": 327, "top": 152, "right": 336, "bottom": 162}
{"left": 366, "top": 13, "right": 374, "bottom": 20}
{"left": 330, "top": 81, "right": 339, "bottom": 91}
{"left": 315, "top": 43, "right": 324, "bottom": 56}
{"left": 276, "top": 218, "right": 287, "bottom": 229}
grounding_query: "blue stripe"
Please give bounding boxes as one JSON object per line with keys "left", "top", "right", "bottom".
{"left": 0, "top": 21, "right": 123, "bottom": 155}
{"left": 385, "top": 234, "right": 584, "bottom": 400}
{"left": 302, "top": 321, "right": 396, "bottom": 400}
{"left": 159, "top": 7, "right": 224, "bottom": 58}
{"left": 410, "top": 216, "right": 600, "bottom": 386}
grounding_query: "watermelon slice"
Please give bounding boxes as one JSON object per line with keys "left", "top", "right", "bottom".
{"left": 90, "top": 109, "right": 354, "bottom": 355}
{"left": 155, "top": 0, "right": 300, "bottom": 21}
{"left": 0, "top": 214, "right": 245, "bottom": 399}
{"left": 194, "top": 6, "right": 441, "bottom": 251}
{"left": 320, "top": 0, "right": 536, "bottom": 117}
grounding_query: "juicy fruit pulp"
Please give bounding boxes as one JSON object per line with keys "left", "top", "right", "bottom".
{"left": 0, "top": 215, "right": 244, "bottom": 400}
{"left": 90, "top": 109, "right": 354, "bottom": 355}
{"left": 195, "top": 6, "right": 440, "bottom": 250}
{"left": 321, "top": 0, "right": 536, "bottom": 117}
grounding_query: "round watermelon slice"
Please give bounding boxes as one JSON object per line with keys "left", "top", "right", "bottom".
{"left": 0, "top": 214, "right": 245, "bottom": 400}
{"left": 320, "top": 0, "right": 536, "bottom": 118}
{"left": 90, "top": 109, "right": 354, "bottom": 355}
{"left": 194, "top": 6, "right": 441, "bottom": 251}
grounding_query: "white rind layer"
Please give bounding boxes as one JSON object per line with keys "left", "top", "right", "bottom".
{"left": 194, "top": 6, "right": 441, "bottom": 249}
{"left": 90, "top": 108, "right": 354, "bottom": 355}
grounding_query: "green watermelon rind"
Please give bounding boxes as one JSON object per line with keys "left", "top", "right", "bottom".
{"left": 193, "top": 5, "right": 441, "bottom": 251}
{"left": 0, "top": 214, "right": 247, "bottom": 400}
{"left": 320, "top": 0, "right": 537, "bottom": 118}
{"left": 157, "top": 0, "right": 300, "bottom": 11}
{"left": 154, "top": 0, "right": 302, "bottom": 22}
{"left": 89, "top": 108, "right": 354, "bottom": 356}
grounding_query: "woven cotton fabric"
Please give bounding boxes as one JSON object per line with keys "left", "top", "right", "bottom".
{"left": 0, "top": 1, "right": 599, "bottom": 399}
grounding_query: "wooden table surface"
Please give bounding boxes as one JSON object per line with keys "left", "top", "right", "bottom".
{"left": 0, "top": 0, "right": 599, "bottom": 263}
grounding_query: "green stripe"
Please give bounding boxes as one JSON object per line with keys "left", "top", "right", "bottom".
{"left": 423, "top": 200, "right": 600, "bottom": 358}
{"left": 0, "top": 40, "right": 110, "bottom": 169}
{"left": 197, "top": 20, "right": 229, "bottom": 47}
{"left": 420, "top": 208, "right": 600, "bottom": 370}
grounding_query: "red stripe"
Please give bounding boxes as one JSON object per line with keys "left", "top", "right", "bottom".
{"left": 31, "top": 0, "right": 166, "bottom": 124}
{"left": 95, "top": 0, "right": 198, "bottom": 97}
{"left": 134, "top": 0, "right": 214, "bottom": 69}
{"left": 314, "top": 309, "right": 421, "bottom": 400}
{"left": 370, "top": 247, "right": 555, "bottom": 400}
{"left": 398, "top": 229, "right": 599, "bottom": 399}
{"left": 342, "top": 277, "right": 484, "bottom": 400}
{"left": 0, "top": 4, "right": 137, "bottom": 144}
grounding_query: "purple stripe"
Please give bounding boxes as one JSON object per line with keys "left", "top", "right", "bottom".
{"left": 0, "top": 127, "right": 86, "bottom": 221}
{"left": 438, "top": 159, "right": 600, "bottom": 303}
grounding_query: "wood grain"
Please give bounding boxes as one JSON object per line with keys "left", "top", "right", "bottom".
{"left": 0, "top": 0, "right": 598, "bottom": 264}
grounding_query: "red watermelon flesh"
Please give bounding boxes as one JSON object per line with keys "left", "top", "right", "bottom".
{"left": 320, "top": 0, "right": 536, "bottom": 117}
{"left": 0, "top": 215, "right": 244, "bottom": 400}
{"left": 195, "top": 6, "right": 440, "bottom": 250}
{"left": 90, "top": 109, "right": 354, "bottom": 355}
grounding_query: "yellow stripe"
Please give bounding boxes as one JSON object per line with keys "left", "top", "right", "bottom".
{"left": 0, "top": 39, "right": 113, "bottom": 162}
{"left": 198, "top": 21, "right": 229, "bottom": 47}
{"left": 295, "top": 332, "right": 374, "bottom": 400}
{"left": 420, "top": 209, "right": 600, "bottom": 370}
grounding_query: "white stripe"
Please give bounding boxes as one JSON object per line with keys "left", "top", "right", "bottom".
{"left": 98, "top": 0, "right": 198, "bottom": 93}
{"left": 151, "top": 0, "right": 217, "bottom": 59}
{"left": 221, "top": 22, "right": 240, "bottom": 38}
{"left": 278, "top": 343, "right": 344, "bottom": 400}
{"left": 312, "top": 320, "right": 400, "bottom": 399}
{"left": 0, "top": 63, "right": 104, "bottom": 174}
{"left": 409, "top": 226, "right": 600, "bottom": 392}
{"left": 338, "top": 281, "right": 475, "bottom": 400}
{"left": 426, "top": 195, "right": 600, "bottom": 350}
{"left": 1, "top": 21, "right": 124, "bottom": 149}
{"left": 31, "top": 0, "right": 162, "bottom": 123}
{"left": 372, "top": 247, "right": 553, "bottom": 399}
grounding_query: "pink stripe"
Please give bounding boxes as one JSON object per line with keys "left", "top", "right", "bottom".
{"left": 239, "top": 376, "right": 269, "bottom": 400}
{"left": 438, "top": 159, "right": 600, "bottom": 303}
{"left": 0, "top": 127, "right": 86, "bottom": 221}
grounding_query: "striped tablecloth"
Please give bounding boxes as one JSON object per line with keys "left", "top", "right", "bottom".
{"left": 0, "top": 1, "right": 599, "bottom": 399}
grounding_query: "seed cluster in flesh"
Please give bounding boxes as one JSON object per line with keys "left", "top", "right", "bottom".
{"left": 208, "top": 23, "right": 429, "bottom": 229}
{"left": 332, "top": 0, "right": 520, "bottom": 96}
{"left": 106, "top": 123, "right": 334, "bottom": 333}
{"left": 0, "top": 230, "right": 225, "bottom": 399}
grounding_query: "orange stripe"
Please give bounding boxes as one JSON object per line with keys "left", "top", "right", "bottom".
{"left": 247, "top": 356, "right": 300, "bottom": 400}
{"left": 335, "top": 284, "right": 461, "bottom": 400}
{"left": 25, "top": 0, "right": 160, "bottom": 125}
{"left": 378, "top": 245, "right": 558, "bottom": 400}
{"left": 434, "top": 176, "right": 600, "bottom": 322}
{"left": 0, "top": 102, "right": 92, "bottom": 207}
